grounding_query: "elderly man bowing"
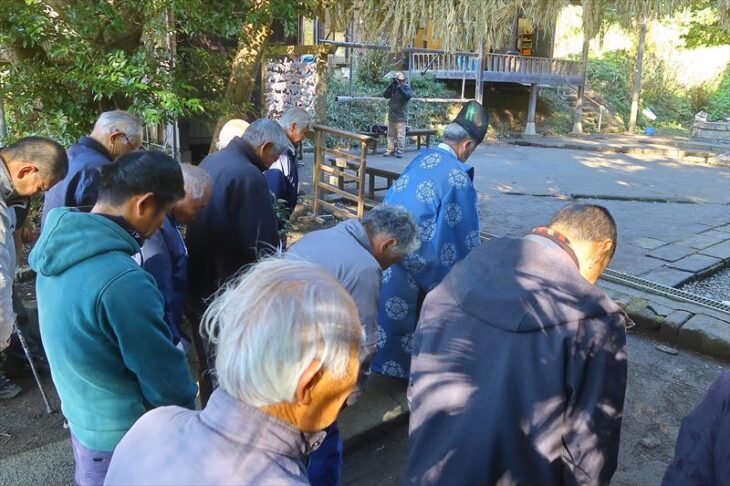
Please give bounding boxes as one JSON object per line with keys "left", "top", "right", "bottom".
{"left": 286, "top": 205, "right": 418, "bottom": 486}
{"left": 406, "top": 204, "right": 630, "bottom": 485}
{"left": 104, "top": 259, "right": 362, "bottom": 485}
{"left": 372, "top": 100, "right": 489, "bottom": 379}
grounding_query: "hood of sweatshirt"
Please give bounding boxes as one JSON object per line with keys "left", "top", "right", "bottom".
{"left": 30, "top": 207, "right": 140, "bottom": 277}
{"left": 446, "top": 236, "right": 623, "bottom": 333}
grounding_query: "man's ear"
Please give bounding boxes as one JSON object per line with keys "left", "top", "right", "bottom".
{"left": 295, "top": 359, "right": 322, "bottom": 405}
{"left": 17, "top": 164, "right": 38, "bottom": 180}
{"left": 380, "top": 237, "right": 397, "bottom": 254}
{"left": 135, "top": 192, "right": 157, "bottom": 216}
{"left": 259, "top": 141, "right": 273, "bottom": 158}
{"left": 594, "top": 239, "right": 614, "bottom": 265}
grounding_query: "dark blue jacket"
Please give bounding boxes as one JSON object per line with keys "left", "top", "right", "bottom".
{"left": 186, "top": 136, "right": 279, "bottom": 301}
{"left": 663, "top": 372, "right": 730, "bottom": 485}
{"left": 41, "top": 136, "right": 112, "bottom": 226}
{"left": 264, "top": 148, "right": 298, "bottom": 213}
{"left": 140, "top": 215, "right": 188, "bottom": 344}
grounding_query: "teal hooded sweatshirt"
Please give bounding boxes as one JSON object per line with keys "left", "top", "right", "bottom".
{"left": 30, "top": 208, "right": 197, "bottom": 452}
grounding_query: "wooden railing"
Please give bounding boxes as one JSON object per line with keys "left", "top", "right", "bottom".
{"left": 484, "top": 53, "right": 582, "bottom": 78}
{"left": 312, "top": 125, "right": 373, "bottom": 219}
{"left": 410, "top": 51, "right": 583, "bottom": 81}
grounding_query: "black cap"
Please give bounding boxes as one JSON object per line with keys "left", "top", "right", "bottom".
{"left": 454, "top": 100, "right": 489, "bottom": 143}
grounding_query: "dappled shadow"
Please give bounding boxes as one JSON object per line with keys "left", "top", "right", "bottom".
{"left": 405, "top": 239, "right": 628, "bottom": 485}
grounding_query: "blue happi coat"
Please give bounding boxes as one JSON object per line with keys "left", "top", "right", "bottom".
{"left": 372, "top": 145, "right": 481, "bottom": 379}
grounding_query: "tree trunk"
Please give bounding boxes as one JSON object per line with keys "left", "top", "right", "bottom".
{"left": 628, "top": 17, "right": 647, "bottom": 133}
{"left": 209, "top": 16, "right": 274, "bottom": 152}
{"left": 0, "top": 90, "right": 6, "bottom": 145}
{"left": 572, "top": 32, "right": 590, "bottom": 134}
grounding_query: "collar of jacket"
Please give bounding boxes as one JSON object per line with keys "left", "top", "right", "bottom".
{"left": 77, "top": 136, "right": 113, "bottom": 161}
{"left": 0, "top": 155, "right": 17, "bottom": 200}
{"left": 432, "top": 145, "right": 475, "bottom": 181}
{"left": 342, "top": 218, "right": 376, "bottom": 255}
{"left": 229, "top": 137, "right": 269, "bottom": 172}
{"left": 96, "top": 213, "right": 145, "bottom": 246}
{"left": 200, "top": 389, "right": 328, "bottom": 458}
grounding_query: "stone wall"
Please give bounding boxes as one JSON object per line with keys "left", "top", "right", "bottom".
{"left": 264, "top": 57, "right": 317, "bottom": 120}
{"left": 692, "top": 120, "right": 730, "bottom": 143}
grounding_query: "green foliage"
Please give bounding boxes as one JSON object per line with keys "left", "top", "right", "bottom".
{"left": 326, "top": 69, "right": 461, "bottom": 139}
{"left": 707, "top": 66, "right": 730, "bottom": 120}
{"left": 681, "top": 0, "right": 730, "bottom": 48}
{"left": 586, "top": 52, "right": 632, "bottom": 125}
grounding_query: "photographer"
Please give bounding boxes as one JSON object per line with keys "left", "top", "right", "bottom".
{"left": 383, "top": 72, "right": 413, "bottom": 158}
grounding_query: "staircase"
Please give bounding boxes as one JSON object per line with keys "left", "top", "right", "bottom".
{"left": 563, "top": 87, "right": 625, "bottom": 133}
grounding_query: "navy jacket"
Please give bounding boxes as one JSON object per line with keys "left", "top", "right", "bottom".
{"left": 41, "top": 136, "right": 112, "bottom": 226}
{"left": 140, "top": 215, "right": 187, "bottom": 344}
{"left": 264, "top": 148, "right": 298, "bottom": 213}
{"left": 663, "top": 372, "right": 730, "bottom": 485}
{"left": 406, "top": 235, "right": 630, "bottom": 486}
{"left": 186, "top": 136, "right": 279, "bottom": 301}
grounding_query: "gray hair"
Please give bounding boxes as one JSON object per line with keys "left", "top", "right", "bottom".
{"left": 217, "top": 119, "right": 250, "bottom": 150}
{"left": 180, "top": 163, "right": 212, "bottom": 200}
{"left": 278, "top": 107, "right": 312, "bottom": 134}
{"left": 241, "top": 119, "right": 292, "bottom": 157}
{"left": 362, "top": 205, "right": 420, "bottom": 257}
{"left": 202, "top": 258, "right": 361, "bottom": 407}
{"left": 93, "top": 110, "right": 143, "bottom": 142}
{"left": 442, "top": 122, "right": 472, "bottom": 144}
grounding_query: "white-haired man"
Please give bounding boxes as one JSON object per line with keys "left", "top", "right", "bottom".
{"left": 186, "top": 119, "right": 291, "bottom": 404}
{"left": 265, "top": 107, "right": 312, "bottom": 215}
{"left": 104, "top": 259, "right": 362, "bottom": 485}
{"left": 372, "top": 100, "right": 489, "bottom": 380}
{"left": 216, "top": 118, "right": 250, "bottom": 150}
{"left": 140, "top": 164, "right": 212, "bottom": 347}
{"left": 286, "top": 205, "right": 418, "bottom": 486}
{"left": 42, "top": 110, "right": 143, "bottom": 225}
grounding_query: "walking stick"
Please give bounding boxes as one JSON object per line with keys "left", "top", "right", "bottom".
{"left": 13, "top": 324, "right": 54, "bottom": 414}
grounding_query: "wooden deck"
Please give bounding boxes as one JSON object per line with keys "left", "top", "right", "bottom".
{"left": 411, "top": 52, "right": 583, "bottom": 86}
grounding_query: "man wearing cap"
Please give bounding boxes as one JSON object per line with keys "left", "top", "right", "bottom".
{"left": 372, "top": 100, "right": 489, "bottom": 379}
{"left": 383, "top": 72, "right": 413, "bottom": 158}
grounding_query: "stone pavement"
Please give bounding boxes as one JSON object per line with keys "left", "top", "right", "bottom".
{"left": 340, "top": 143, "right": 730, "bottom": 287}
{"left": 508, "top": 133, "right": 729, "bottom": 166}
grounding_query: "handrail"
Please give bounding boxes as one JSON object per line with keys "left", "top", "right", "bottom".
{"left": 313, "top": 124, "right": 374, "bottom": 143}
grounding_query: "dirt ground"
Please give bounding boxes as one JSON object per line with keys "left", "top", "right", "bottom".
{"left": 342, "top": 331, "right": 729, "bottom": 485}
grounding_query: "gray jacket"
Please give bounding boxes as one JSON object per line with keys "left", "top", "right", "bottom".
{"left": 104, "top": 389, "right": 326, "bottom": 485}
{"left": 383, "top": 80, "right": 413, "bottom": 122}
{"left": 406, "top": 235, "right": 629, "bottom": 485}
{"left": 286, "top": 219, "right": 381, "bottom": 364}
{"left": 0, "top": 161, "right": 17, "bottom": 350}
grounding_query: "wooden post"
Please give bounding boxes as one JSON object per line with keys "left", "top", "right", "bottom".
{"left": 572, "top": 31, "right": 590, "bottom": 134}
{"left": 356, "top": 140, "right": 367, "bottom": 218}
{"left": 628, "top": 17, "right": 647, "bottom": 133}
{"left": 315, "top": 46, "right": 329, "bottom": 124}
{"left": 474, "top": 43, "right": 485, "bottom": 103}
{"left": 525, "top": 83, "right": 538, "bottom": 136}
{"left": 312, "top": 129, "right": 322, "bottom": 216}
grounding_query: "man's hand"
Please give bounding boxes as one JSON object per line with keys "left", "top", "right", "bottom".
{"left": 20, "top": 225, "right": 38, "bottom": 244}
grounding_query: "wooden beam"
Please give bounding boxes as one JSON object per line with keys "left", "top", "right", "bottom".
{"left": 525, "top": 83, "right": 538, "bottom": 136}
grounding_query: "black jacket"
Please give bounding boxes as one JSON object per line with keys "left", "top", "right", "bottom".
{"left": 406, "top": 235, "right": 630, "bottom": 486}
{"left": 186, "top": 137, "right": 279, "bottom": 301}
{"left": 41, "top": 136, "right": 112, "bottom": 226}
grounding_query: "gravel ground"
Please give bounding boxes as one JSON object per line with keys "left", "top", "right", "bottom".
{"left": 679, "top": 267, "right": 730, "bottom": 303}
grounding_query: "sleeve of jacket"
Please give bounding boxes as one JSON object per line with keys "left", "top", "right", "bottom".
{"left": 141, "top": 233, "right": 176, "bottom": 337}
{"left": 74, "top": 169, "right": 101, "bottom": 210}
{"left": 383, "top": 83, "right": 394, "bottom": 99}
{"left": 0, "top": 208, "right": 15, "bottom": 351}
{"left": 98, "top": 271, "right": 197, "bottom": 409}
{"left": 263, "top": 168, "right": 286, "bottom": 203}
{"left": 236, "top": 177, "right": 280, "bottom": 256}
{"left": 398, "top": 84, "right": 414, "bottom": 101}
{"left": 563, "top": 312, "right": 628, "bottom": 484}
{"left": 350, "top": 266, "right": 381, "bottom": 364}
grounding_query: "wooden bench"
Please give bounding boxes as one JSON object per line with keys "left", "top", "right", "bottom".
{"left": 327, "top": 157, "right": 401, "bottom": 199}
{"left": 356, "top": 128, "right": 437, "bottom": 155}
